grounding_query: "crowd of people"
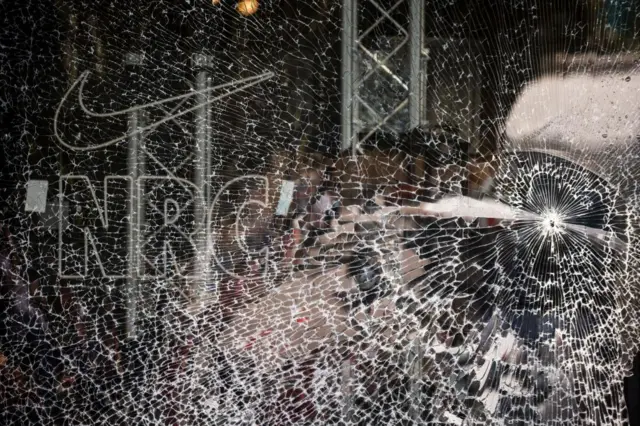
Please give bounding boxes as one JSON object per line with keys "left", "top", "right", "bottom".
{"left": 0, "top": 225, "right": 202, "bottom": 425}
{"left": 0, "top": 229, "right": 116, "bottom": 424}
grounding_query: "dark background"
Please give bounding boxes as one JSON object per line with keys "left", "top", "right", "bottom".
{"left": 2, "top": 0, "right": 640, "bottom": 424}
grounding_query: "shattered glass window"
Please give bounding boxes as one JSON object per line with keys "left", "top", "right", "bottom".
{"left": 2, "top": 0, "right": 640, "bottom": 425}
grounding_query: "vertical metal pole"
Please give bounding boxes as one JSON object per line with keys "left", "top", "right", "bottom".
{"left": 409, "top": 0, "right": 425, "bottom": 131}
{"left": 126, "top": 112, "right": 144, "bottom": 339}
{"left": 408, "top": 339, "right": 424, "bottom": 421}
{"left": 205, "top": 75, "right": 213, "bottom": 210}
{"left": 341, "top": 0, "right": 356, "bottom": 153}
{"left": 350, "top": 0, "right": 359, "bottom": 158}
{"left": 409, "top": 6, "right": 425, "bottom": 416}
{"left": 126, "top": 52, "right": 145, "bottom": 340}
{"left": 137, "top": 118, "right": 146, "bottom": 315}
{"left": 193, "top": 54, "right": 212, "bottom": 302}
{"left": 341, "top": 356, "right": 354, "bottom": 422}
{"left": 341, "top": 1, "right": 358, "bottom": 420}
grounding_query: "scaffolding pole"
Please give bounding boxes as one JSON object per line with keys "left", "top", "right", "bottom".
{"left": 341, "top": 356, "right": 355, "bottom": 422}
{"left": 126, "top": 111, "right": 146, "bottom": 340}
{"left": 409, "top": 0, "right": 425, "bottom": 131}
{"left": 408, "top": 339, "right": 424, "bottom": 421}
{"left": 126, "top": 52, "right": 145, "bottom": 340}
{"left": 408, "top": 2, "right": 425, "bottom": 420}
{"left": 193, "top": 54, "right": 213, "bottom": 302}
{"left": 340, "top": 2, "right": 358, "bottom": 419}
{"left": 341, "top": 0, "right": 358, "bottom": 154}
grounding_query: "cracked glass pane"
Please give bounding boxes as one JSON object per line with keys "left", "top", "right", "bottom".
{"left": 2, "top": 1, "right": 640, "bottom": 425}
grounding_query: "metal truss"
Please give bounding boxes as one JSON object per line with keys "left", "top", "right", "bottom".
{"left": 342, "top": 0, "right": 426, "bottom": 155}
{"left": 339, "top": 3, "right": 427, "bottom": 419}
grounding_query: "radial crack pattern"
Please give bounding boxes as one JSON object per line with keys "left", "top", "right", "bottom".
{"left": 2, "top": 1, "right": 640, "bottom": 426}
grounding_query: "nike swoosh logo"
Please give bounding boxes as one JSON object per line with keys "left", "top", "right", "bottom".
{"left": 54, "top": 70, "right": 274, "bottom": 152}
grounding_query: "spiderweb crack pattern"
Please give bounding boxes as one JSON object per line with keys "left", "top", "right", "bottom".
{"left": 2, "top": 1, "right": 640, "bottom": 426}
